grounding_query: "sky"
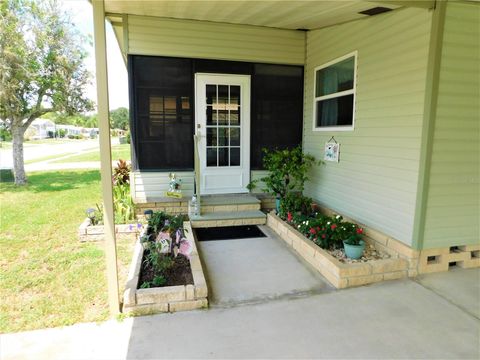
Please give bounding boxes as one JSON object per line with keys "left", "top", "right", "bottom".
{"left": 61, "top": 0, "right": 129, "bottom": 110}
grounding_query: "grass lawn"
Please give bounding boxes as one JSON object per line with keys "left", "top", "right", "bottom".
{"left": 0, "top": 170, "right": 135, "bottom": 333}
{"left": 54, "top": 144, "right": 131, "bottom": 163}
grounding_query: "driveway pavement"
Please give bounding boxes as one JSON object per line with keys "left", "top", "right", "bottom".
{"left": 1, "top": 271, "right": 478, "bottom": 359}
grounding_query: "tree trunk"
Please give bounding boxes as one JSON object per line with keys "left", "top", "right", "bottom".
{"left": 12, "top": 125, "right": 27, "bottom": 185}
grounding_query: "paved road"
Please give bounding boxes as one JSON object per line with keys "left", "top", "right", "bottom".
{"left": 0, "top": 138, "right": 120, "bottom": 171}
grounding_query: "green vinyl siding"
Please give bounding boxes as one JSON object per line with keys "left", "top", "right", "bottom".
{"left": 127, "top": 15, "right": 305, "bottom": 65}
{"left": 422, "top": 1, "right": 480, "bottom": 249}
{"left": 303, "top": 8, "right": 432, "bottom": 246}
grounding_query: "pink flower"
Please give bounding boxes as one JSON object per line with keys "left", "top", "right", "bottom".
{"left": 321, "top": 234, "right": 326, "bottom": 239}
{"left": 309, "top": 228, "right": 316, "bottom": 235}
{"left": 331, "top": 224, "right": 337, "bottom": 230}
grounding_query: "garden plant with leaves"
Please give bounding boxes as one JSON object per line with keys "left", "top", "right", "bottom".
{"left": 140, "top": 211, "right": 191, "bottom": 288}
{"left": 248, "top": 146, "right": 318, "bottom": 200}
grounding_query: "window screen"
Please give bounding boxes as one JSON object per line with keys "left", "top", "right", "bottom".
{"left": 129, "top": 56, "right": 304, "bottom": 171}
{"left": 251, "top": 64, "right": 304, "bottom": 169}
{"left": 130, "top": 56, "right": 194, "bottom": 170}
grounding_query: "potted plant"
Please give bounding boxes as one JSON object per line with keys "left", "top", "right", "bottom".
{"left": 342, "top": 224, "right": 365, "bottom": 259}
{"left": 247, "top": 146, "right": 318, "bottom": 212}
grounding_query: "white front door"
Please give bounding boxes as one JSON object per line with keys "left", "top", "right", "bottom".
{"left": 195, "top": 74, "right": 250, "bottom": 194}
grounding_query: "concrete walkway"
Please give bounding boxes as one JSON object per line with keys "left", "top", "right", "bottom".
{"left": 1, "top": 276, "right": 478, "bottom": 359}
{"left": 198, "top": 225, "right": 334, "bottom": 306}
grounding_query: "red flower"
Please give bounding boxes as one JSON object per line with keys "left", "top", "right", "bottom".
{"left": 356, "top": 228, "right": 364, "bottom": 234}
{"left": 331, "top": 224, "right": 337, "bottom": 230}
{"left": 309, "top": 228, "right": 316, "bottom": 234}
{"left": 321, "top": 234, "right": 326, "bottom": 239}
{"left": 287, "top": 212, "right": 293, "bottom": 222}
{"left": 316, "top": 227, "right": 321, "bottom": 231}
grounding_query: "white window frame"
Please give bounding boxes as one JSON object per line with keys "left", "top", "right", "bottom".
{"left": 312, "top": 51, "right": 358, "bottom": 132}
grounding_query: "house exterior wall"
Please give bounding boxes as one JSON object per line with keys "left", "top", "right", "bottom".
{"left": 422, "top": 1, "right": 480, "bottom": 249}
{"left": 302, "top": 7, "right": 432, "bottom": 246}
{"left": 132, "top": 170, "right": 268, "bottom": 202}
{"left": 127, "top": 15, "right": 305, "bottom": 65}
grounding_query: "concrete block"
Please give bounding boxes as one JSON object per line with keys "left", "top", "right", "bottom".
{"left": 191, "top": 220, "right": 215, "bottom": 228}
{"left": 189, "top": 255, "right": 203, "bottom": 272}
{"left": 136, "top": 285, "right": 186, "bottom": 305}
{"left": 238, "top": 204, "right": 261, "bottom": 211}
{"left": 372, "top": 242, "right": 399, "bottom": 258}
{"left": 185, "top": 284, "right": 195, "bottom": 301}
{"left": 338, "top": 263, "right": 372, "bottom": 277}
{"left": 217, "top": 220, "right": 235, "bottom": 227}
{"left": 317, "top": 266, "right": 347, "bottom": 289}
{"left": 408, "top": 269, "right": 418, "bottom": 278}
{"left": 123, "top": 287, "right": 135, "bottom": 307}
{"left": 420, "top": 247, "right": 450, "bottom": 256}
{"left": 298, "top": 240, "right": 316, "bottom": 259}
{"left": 447, "top": 251, "right": 470, "bottom": 263}
{"left": 194, "top": 285, "right": 208, "bottom": 299}
{"left": 383, "top": 271, "right": 407, "bottom": 281}
{"left": 370, "top": 258, "right": 408, "bottom": 274}
{"left": 418, "top": 259, "right": 449, "bottom": 274}
{"left": 192, "top": 270, "right": 206, "bottom": 287}
{"left": 123, "top": 303, "right": 169, "bottom": 316}
{"left": 458, "top": 244, "right": 480, "bottom": 252}
{"left": 387, "top": 238, "right": 420, "bottom": 258}
{"left": 214, "top": 205, "right": 238, "bottom": 212}
{"left": 347, "top": 274, "right": 383, "bottom": 287}
{"left": 364, "top": 228, "right": 389, "bottom": 245}
{"left": 457, "top": 258, "right": 480, "bottom": 269}
{"left": 86, "top": 225, "right": 104, "bottom": 235}
{"left": 243, "top": 218, "right": 266, "bottom": 225}
{"left": 169, "top": 299, "right": 208, "bottom": 312}
{"left": 78, "top": 218, "right": 91, "bottom": 235}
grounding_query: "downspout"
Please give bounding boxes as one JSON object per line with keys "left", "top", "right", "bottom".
{"left": 411, "top": 0, "right": 447, "bottom": 250}
{"left": 92, "top": 0, "right": 120, "bottom": 315}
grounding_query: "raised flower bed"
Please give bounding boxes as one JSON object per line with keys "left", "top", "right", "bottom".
{"left": 122, "top": 214, "right": 208, "bottom": 315}
{"left": 267, "top": 212, "right": 417, "bottom": 289}
{"left": 78, "top": 218, "right": 143, "bottom": 242}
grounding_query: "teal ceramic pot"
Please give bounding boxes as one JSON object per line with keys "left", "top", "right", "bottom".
{"left": 275, "top": 197, "right": 281, "bottom": 213}
{"left": 343, "top": 240, "right": 366, "bottom": 259}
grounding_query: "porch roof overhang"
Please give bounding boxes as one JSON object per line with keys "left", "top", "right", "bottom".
{"left": 104, "top": 0, "right": 435, "bottom": 32}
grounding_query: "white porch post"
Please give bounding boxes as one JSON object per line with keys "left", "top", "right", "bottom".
{"left": 92, "top": 0, "right": 120, "bottom": 315}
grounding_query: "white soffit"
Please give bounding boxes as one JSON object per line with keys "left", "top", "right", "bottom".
{"left": 103, "top": 0, "right": 415, "bottom": 31}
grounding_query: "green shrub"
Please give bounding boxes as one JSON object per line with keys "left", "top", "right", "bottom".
{"left": 278, "top": 192, "right": 312, "bottom": 218}
{"left": 248, "top": 146, "right": 318, "bottom": 199}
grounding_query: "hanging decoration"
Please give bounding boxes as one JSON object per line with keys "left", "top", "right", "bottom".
{"left": 324, "top": 136, "right": 340, "bottom": 162}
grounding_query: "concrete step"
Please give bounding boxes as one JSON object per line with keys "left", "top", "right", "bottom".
{"left": 190, "top": 210, "right": 266, "bottom": 228}
{"left": 199, "top": 195, "right": 261, "bottom": 213}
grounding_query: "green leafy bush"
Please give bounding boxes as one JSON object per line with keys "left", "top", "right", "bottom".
{"left": 278, "top": 192, "right": 312, "bottom": 219}
{"left": 248, "top": 146, "right": 318, "bottom": 199}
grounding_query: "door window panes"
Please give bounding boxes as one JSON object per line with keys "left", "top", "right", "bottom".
{"left": 205, "top": 84, "right": 241, "bottom": 167}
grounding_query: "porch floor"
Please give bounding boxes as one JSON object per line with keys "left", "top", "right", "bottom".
{"left": 3, "top": 270, "right": 478, "bottom": 359}
{"left": 197, "top": 225, "right": 333, "bottom": 306}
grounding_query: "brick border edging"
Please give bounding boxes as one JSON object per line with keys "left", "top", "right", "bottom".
{"left": 78, "top": 218, "right": 143, "bottom": 242}
{"left": 267, "top": 212, "right": 413, "bottom": 288}
{"left": 122, "top": 221, "right": 208, "bottom": 315}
